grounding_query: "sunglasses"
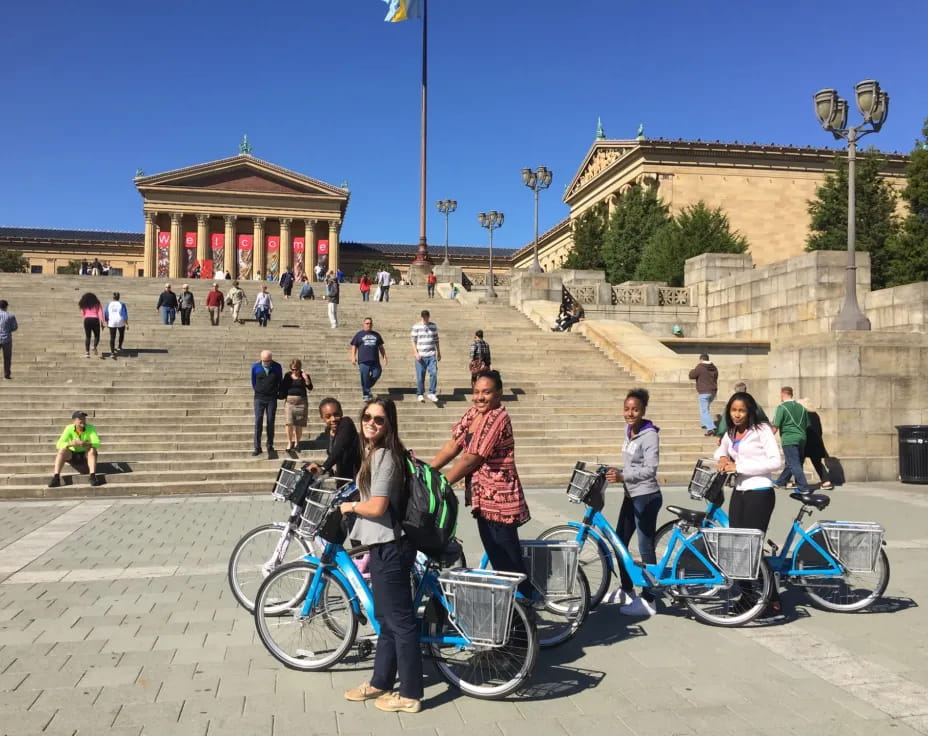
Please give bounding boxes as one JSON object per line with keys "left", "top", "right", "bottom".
{"left": 361, "top": 413, "right": 386, "bottom": 427}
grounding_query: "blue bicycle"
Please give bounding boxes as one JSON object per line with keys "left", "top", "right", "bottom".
{"left": 252, "top": 475, "right": 540, "bottom": 699}
{"left": 654, "top": 459, "right": 890, "bottom": 612}
{"left": 537, "top": 461, "right": 775, "bottom": 627}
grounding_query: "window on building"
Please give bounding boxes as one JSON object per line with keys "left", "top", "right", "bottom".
{"left": 109, "top": 268, "right": 123, "bottom": 277}
{"left": 30, "top": 265, "right": 43, "bottom": 274}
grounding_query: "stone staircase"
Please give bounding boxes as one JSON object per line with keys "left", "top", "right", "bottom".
{"left": 0, "top": 273, "right": 719, "bottom": 498}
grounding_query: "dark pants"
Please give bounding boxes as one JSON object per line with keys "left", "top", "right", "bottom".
{"left": 379, "top": 285, "right": 390, "bottom": 302}
{"left": 256, "top": 307, "right": 270, "bottom": 327}
{"left": 1, "top": 340, "right": 11, "bottom": 378}
{"left": 361, "top": 291, "right": 370, "bottom": 301}
{"left": 369, "top": 540, "right": 423, "bottom": 700}
{"left": 776, "top": 444, "right": 809, "bottom": 492}
{"left": 179, "top": 307, "right": 193, "bottom": 325}
{"left": 427, "top": 284, "right": 435, "bottom": 298}
{"left": 253, "top": 395, "right": 277, "bottom": 450}
{"left": 358, "top": 362, "right": 382, "bottom": 397}
{"left": 806, "top": 455, "right": 830, "bottom": 484}
{"left": 615, "top": 491, "right": 662, "bottom": 599}
{"left": 477, "top": 516, "right": 533, "bottom": 597}
{"left": 729, "top": 488, "right": 779, "bottom": 605}
{"left": 108, "top": 326, "right": 125, "bottom": 353}
{"left": 83, "top": 318, "right": 100, "bottom": 352}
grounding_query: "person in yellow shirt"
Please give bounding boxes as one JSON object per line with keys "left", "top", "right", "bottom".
{"left": 49, "top": 411, "right": 102, "bottom": 488}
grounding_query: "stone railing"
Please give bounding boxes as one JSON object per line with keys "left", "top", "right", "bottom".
{"left": 464, "top": 271, "right": 511, "bottom": 288}
{"left": 607, "top": 283, "right": 692, "bottom": 306}
{"left": 611, "top": 285, "right": 645, "bottom": 305}
{"left": 658, "top": 286, "right": 691, "bottom": 306}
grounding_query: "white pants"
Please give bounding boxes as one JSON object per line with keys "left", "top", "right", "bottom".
{"left": 328, "top": 302, "right": 338, "bottom": 328}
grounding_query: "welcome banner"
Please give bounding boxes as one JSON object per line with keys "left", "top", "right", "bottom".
{"left": 210, "top": 233, "right": 225, "bottom": 273}
{"left": 237, "top": 234, "right": 253, "bottom": 279}
{"left": 266, "top": 236, "right": 280, "bottom": 278}
{"left": 157, "top": 232, "right": 170, "bottom": 277}
{"left": 184, "top": 232, "right": 197, "bottom": 277}
{"left": 292, "top": 237, "right": 305, "bottom": 278}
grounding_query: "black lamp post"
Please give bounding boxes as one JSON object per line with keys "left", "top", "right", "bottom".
{"left": 521, "top": 166, "right": 553, "bottom": 273}
{"left": 435, "top": 199, "right": 457, "bottom": 266}
{"left": 477, "top": 210, "right": 504, "bottom": 299}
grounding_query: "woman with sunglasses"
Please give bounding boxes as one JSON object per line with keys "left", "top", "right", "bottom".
{"left": 340, "top": 398, "right": 423, "bottom": 714}
{"left": 431, "top": 370, "right": 533, "bottom": 597}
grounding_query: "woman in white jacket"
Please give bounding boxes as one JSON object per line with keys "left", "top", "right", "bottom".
{"left": 713, "top": 391, "right": 784, "bottom": 620}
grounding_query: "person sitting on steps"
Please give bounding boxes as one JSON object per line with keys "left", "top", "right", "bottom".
{"left": 49, "top": 411, "right": 102, "bottom": 488}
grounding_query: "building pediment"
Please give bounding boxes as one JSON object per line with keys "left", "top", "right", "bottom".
{"left": 564, "top": 142, "right": 638, "bottom": 200}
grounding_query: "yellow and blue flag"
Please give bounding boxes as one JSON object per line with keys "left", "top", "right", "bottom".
{"left": 383, "top": 0, "right": 422, "bottom": 22}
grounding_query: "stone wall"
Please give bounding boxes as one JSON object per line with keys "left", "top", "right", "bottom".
{"left": 865, "top": 282, "right": 928, "bottom": 332}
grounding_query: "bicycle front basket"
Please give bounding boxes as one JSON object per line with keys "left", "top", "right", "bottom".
{"left": 701, "top": 527, "right": 763, "bottom": 580}
{"left": 298, "top": 477, "right": 343, "bottom": 537}
{"left": 520, "top": 540, "right": 579, "bottom": 597}
{"left": 566, "top": 461, "right": 606, "bottom": 507}
{"left": 271, "top": 462, "right": 314, "bottom": 503}
{"left": 438, "top": 569, "right": 523, "bottom": 647}
{"left": 687, "top": 459, "right": 728, "bottom": 504}
{"left": 819, "top": 521, "right": 884, "bottom": 573}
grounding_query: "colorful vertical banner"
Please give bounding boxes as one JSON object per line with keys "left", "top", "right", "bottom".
{"left": 184, "top": 232, "right": 197, "bottom": 277}
{"left": 200, "top": 259, "right": 214, "bottom": 280}
{"left": 292, "top": 237, "right": 305, "bottom": 279}
{"left": 317, "top": 239, "right": 329, "bottom": 272}
{"left": 210, "top": 233, "right": 225, "bottom": 273}
{"left": 157, "top": 232, "right": 170, "bottom": 277}
{"left": 266, "top": 236, "right": 280, "bottom": 278}
{"left": 237, "top": 234, "right": 253, "bottom": 279}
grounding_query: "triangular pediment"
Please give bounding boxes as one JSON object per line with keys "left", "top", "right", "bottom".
{"left": 565, "top": 141, "right": 638, "bottom": 200}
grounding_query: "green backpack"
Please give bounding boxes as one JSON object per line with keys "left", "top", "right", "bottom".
{"left": 391, "top": 453, "right": 458, "bottom": 556}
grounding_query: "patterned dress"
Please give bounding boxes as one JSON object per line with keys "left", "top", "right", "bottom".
{"left": 451, "top": 405, "right": 530, "bottom": 526}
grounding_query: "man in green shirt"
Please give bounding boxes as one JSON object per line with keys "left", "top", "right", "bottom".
{"left": 773, "top": 386, "right": 809, "bottom": 493}
{"left": 49, "top": 411, "right": 102, "bottom": 488}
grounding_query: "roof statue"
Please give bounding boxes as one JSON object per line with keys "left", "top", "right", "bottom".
{"left": 134, "top": 168, "right": 145, "bottom": 178}
{"left": 595, "top": 117, "right": 605, "bottom": 140}
{"left": 637, "top": 123, "right": 645, "bottom": 140}
{"left": 340, "top": 180, "right": 350, "bottom": 191}
{"left": 239, "top": 135, "right": 253, "bottom": 155}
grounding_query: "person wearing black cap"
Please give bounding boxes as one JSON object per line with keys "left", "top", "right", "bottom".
{"left": 105, "top": 292, "right": 128, "bottom": 358}
{"left": 49, "top": 412, "right": 102, "bottom": 488}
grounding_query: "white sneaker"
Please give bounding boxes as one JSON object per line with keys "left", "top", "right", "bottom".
{"left": 427, "top": 393, "right": 439, "bottom": 403}
{"left": 417, "top": 395, "right": 425, "bottom": 402}
{"left": 620, "top": 596, "right": 656, "bottom": 617}
{"left": 604, "top": 589, "right": 634, "bottom": 606}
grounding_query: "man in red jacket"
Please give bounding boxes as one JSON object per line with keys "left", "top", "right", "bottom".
{"left": 205, "top": 283, "right": 225, "bottom": 326}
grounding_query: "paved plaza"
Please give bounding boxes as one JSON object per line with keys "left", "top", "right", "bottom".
{"left": 0, "top": 482, "right": 926, "bottom": 736}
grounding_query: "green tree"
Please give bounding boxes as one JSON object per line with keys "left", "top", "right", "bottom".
{"left": 635, "top": 202, "right": 748, "bottom": 286}
{"left": 353, "top": 260, "right": 399, "bottom": 281}
{"left": 885, "top": 118, "right": 928, "bottom": 286}
{"left": 0, "top": 250, "right": 28, "bottom": 273}
{"left": 562, "top": 204, "right": 607, "bottom": 270}
{"left": 806, "top": 150, "right": 899, "bottom": 289}
{"left": 57, "top": 260, "right": 82, "bottom": 275}
{"left": 601, "top": 184, "right": 671, "bottom": 284}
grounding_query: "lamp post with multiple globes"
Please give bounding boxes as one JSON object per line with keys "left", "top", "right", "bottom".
{"left": 477, "top": 210, "right": 504, "bottom": 299}
{"left": 521, "top": 166, "right": 553, "bottom": 274}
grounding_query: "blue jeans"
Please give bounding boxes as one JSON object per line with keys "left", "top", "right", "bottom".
{"left": 698, "top": 393, "right": 716, "bottom": 430}
{"left": 361, "top": 290, "right": 370, "bottom": 301}
{"left": 615, "top": 490, "right": 662, "bottom": 598}
{"left": 415, "top": 355, "right": 437, "bottom": 396}
{"left": 359, "top": 362, "right": 382, "bottom": 397}
{"left": 160, "top": 307, "right": 176, "bottom": 325}
{"left": 776, "top": 444, "right": 809, "bottom": 492}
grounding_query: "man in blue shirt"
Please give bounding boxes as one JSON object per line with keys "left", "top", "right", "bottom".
{"left": 350, "top": 317, "right": 387, "bottom": 401}
{"left": 251, "top": 350, "right": 283, "bottom": 456}
{"left": 0, "top": 299, "right": 17, "bottom": 380}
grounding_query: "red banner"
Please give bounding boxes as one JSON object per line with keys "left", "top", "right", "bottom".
{"left": 200, "top": 260, "right": 214, "bottom": 280}
{"left": 292, "top": 237, "right": 305, "bottom": 253}
{"left": 237, "top": 235, "right": 253, "bottom": 251}
{"left": 184, "top": 232, "right": 196, "bottom": 249}
{"left": 210, "top": 233, "right": 224, "bottom": 250}
{"left": 157, "top": 232, "right": 170, "bottom": 278}
{"left": 237, "top": 234, "right": 253, "bottom": 279}
{"left": 317, "top": 239, "right": 329, "bottom": 255}
{"left": 266, "top": 236, "right": 279, "bottom": 251}
{"left": 292, "top": 237, "right": 305, "bottom": 278}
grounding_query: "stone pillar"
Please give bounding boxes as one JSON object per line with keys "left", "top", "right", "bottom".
{"left": 253, "top": 217, "right": 266, "bottom": 280}
{"left": 196, "top": 214, "right": 209, "bottom": 268}
{"left": 169, "top": 212, "right": 183, "bottom": 279}
{"left": 279, "top": 218, "right": 292, "bottom": 274}
{"left": 328, "top": 219, "right": 340, "bottom": 274}
{"left": 143, "top": 212, "right": 157, "bottom": 278}
{"left": 223, "top": 215, "right": 236, "bottom": 278}
{"left": 305, "top": 219, "right": 317, "bottom": 278}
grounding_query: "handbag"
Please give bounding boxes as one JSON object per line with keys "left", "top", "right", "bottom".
{"left": 469, "top": 359, "right": 488, "bottom": 376}
{"left": 225, "top": 297, "right": 233, "bottom": 306}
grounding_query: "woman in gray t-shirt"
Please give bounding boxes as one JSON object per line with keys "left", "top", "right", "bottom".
{"left": 339, "top": 398, "right": 423, "bottom": 714}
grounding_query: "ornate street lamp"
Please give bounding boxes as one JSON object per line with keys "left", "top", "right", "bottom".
{"left": 813, "top": 79, "right": 889, "bottom": 331}
{"left": 435, "top": 199, "right": 457, "bottom": 266}
{"left": 522, "top": 166, "right": 553, "bottom": 274}
{"left": 477, "top": 210, "right": 504, "bottom": 298}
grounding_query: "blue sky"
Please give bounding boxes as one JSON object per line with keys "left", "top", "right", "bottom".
{"left": 1, "top": 0, "right": 925, "bottom": 251}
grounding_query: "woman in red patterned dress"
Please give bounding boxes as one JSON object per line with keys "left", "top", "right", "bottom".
{"left": 430, "top": 370, "right": 533, "bottom": 596}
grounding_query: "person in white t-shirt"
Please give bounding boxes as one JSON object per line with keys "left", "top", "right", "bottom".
{"left": 376, "top": 269, "right": 392, "bottom": 302}
{"left": 104, "top": 292, "right": 128, "bottom": 359}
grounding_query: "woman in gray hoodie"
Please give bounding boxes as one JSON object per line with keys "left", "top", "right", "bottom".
{"left": 605, "top": 388, "right": 662, "bottom": 617}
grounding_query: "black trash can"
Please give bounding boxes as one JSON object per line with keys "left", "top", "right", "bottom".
{"left": 896, "top": 425, "right": 928, "bottom": 484}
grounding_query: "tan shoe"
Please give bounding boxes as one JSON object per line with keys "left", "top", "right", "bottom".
{"left": 344, "top": 682, "right": 385, "bottom": 702}
{"left": 374, "top": 691, "right": 422, "bottom": 713}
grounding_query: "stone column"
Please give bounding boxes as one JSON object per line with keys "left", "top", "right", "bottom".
{"left": 328, "top": 219, "right": 340, "bottom": 274}
{"left": 279, "top": 218, "right": 292, "bottom": 274}
{"left": 305, "top": 219, "right": 317, "bottom": 278}
{"left": 169, "top": 212, "right": 183, "bottom": 279}
{"left": 223, "top": 215, "right": 236, "bottom": 278}
{"left": 253, "top": 217, "right": 266, "bottom": 280}
{"left": 143, "top": 212, "right": 157, "bottom": 278}
{"left": 196, "top": 214, "right": 209, "bottom": 268}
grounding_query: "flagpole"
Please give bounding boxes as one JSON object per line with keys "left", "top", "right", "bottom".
{"left": 414, "top": 0, "right": 430, "bottom": 262}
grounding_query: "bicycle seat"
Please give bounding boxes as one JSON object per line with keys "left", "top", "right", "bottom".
{"left": 790, "top": 492, "right": 831, "bottom": 511}
{"left": 434, "top": 540, "right": 464, "bottom": 568}
{"left": 665, "top": 505, "right": 708, "bottom": 524}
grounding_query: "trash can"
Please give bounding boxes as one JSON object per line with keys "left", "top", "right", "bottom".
{"left": 896, "top": 425, "right": 928, "bottom": 484}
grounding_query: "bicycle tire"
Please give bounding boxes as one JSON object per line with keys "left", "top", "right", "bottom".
{"left": 684, "top": 558, "right": 775, "bottom": 627}
{"left": 799, "top": 546, "right": 890, "bottom": 612}
{"left": 254, "top": 560, "right": 357, "bottom": 671}
{"left": 426, "top": 599, "right": 538, "bottom": 700}
{"left": 536, "top": 524, "right": 610, "bottom": 609}
{"left": 228, "top": 523, "right": 312, "bottom": 613}
{"left": 535, "top": 567, "right": 590, "bottom": 648}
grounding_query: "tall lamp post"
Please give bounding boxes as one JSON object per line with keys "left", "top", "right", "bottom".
{"left": 436, "top": 199, "right": 457, "bottom": 266}
{"left": 477, "top": 210, "right": 504, "bottom": 299}
{"left": 814, "top": 79, "right": 889, "bottom": 331}
{"left": 522, "top": 166, "right": 553, "bottom": 273}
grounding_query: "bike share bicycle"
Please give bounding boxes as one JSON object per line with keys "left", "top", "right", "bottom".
{"left": 654, "top": 459, "right": 890, "bottom": 612}
{"left": 537, "top": 461, "right": 776, "bottom": 626}
{"left": 252, "top": 464, "right": 540, "bottom": 699}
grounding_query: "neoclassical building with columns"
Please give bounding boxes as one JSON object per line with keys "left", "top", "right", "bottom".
{"left": 136, "top": 151, "right": 350, "bottom": 280}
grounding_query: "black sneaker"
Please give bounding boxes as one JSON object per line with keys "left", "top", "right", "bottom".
{"left": 89, "top": 474, "right": 102, "bottom": 487}
{"left": 251, "top": 448, "right": 262, "bottom": 456}
{"left": 48, "top": 475, "right": 61, "bottom": 488}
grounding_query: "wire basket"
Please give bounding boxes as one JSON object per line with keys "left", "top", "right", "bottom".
{"left": 566, "top": 461, "right": 607, "bottom": 505}
{"left": 819, "top": 521, "right": 885, "bottom": 573}
{"left": 438, "top": 568, "right": 524, "bottom": 647}
{"left": 701, "top": 527, "right": 764, "bottom": 580}
{"left": 298, "top": 477, "right": 345, "bottom": 537}
{"left": 688, "top": 459, "right": 728, "bottom": 504}
{"left": 520, "top": 540, "right": 579, "bottom": 596}
{"left": 271, "top": 462, "right": 314, "bottom": 503}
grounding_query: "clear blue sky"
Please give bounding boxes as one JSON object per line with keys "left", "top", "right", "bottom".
{"left": 1, "top": 0, "right": 925, "bottom": 250}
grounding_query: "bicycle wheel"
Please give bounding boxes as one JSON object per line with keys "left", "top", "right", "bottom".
{"left": 254, "top": 561, "right": 357, "bottom": 671}
{"left": 535, "top": 567, "right": 590, "bottom": 648}
{"left": 426, "top": 599, "right": 539, "bottom": 700}
{"left": 228, "top": 523, "right": 312, "bottom": 613}
{"left": 536, "top": 524, "right": 610, "bottom": 609}
{"left": 684, "top": 558, "right": 774, "bottom": 627}
{"left": 800, "top": 548, "right": 890, "bottom": 612}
